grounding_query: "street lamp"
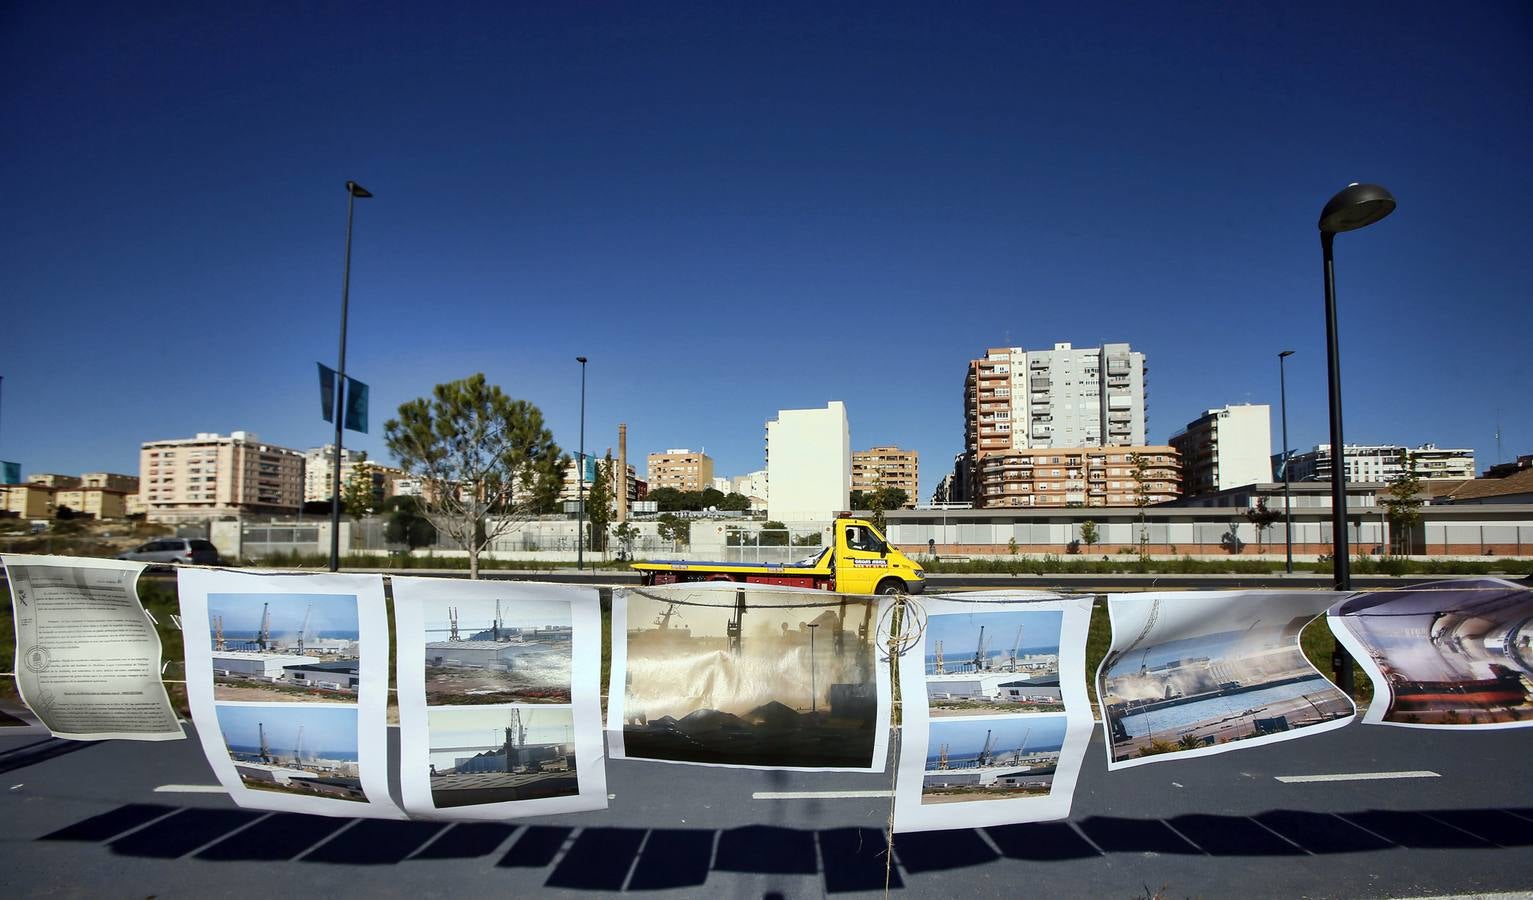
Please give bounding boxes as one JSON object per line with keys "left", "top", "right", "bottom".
{"left": 330, "top": 180, "right": 373, "bottom": 573}
{"left": 1319, "top": 182, "right": 1396, "bottom": 695}
{"left": 807, "top": 623, "right": 820, "bottom": 713}
{"left": 1278, "top": 349, "right": 1295, "bottom": 574}
{"left": 576, "top": 356, "right": 588, "bottom": 571}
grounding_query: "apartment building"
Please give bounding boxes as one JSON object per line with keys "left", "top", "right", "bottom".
{"left": 646, "top": 449, "right": 714, "bottom": 493}
{"left": 1, "top": 483, "right": 56, "bottom": 518}
{"left": 1168, "top": 404, "right": 1272, "bottom": 497}
{"left": 303, "top": 446, "right": 407, "bottom": 508}
{"left": 765, "top": 401, "right": 850, "bottom": 522}
{"left": 972, "top": 445, "right": 1181, "bottom": 508}
{"left": 560, "top": 457, "right": 641, "bottom": 508}
{"left": 26, "top": 473, "right": 81, "bottom": 488}
{"left": 55, "top": 487, "right": 130, "bottom": 519}
{"left": 851, "top": 446, "right": 919, "bottom": 507}
{"left": 963, "top": 341, "right": 1147, "bottom": 506}
{"left": 139, "top": 431, "right": 305, "bottom": 521}
{"left": 81, "top": 472, "right": 140, "bottom": 493}
{"left": 1284, "top": 443, "right": 1477, "bottom": 483}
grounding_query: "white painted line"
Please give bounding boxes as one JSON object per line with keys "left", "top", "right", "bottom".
{"left": 154, "top": 784, "right": 228, "bottom": 793}
{"left": 753, "top": 790, "right": 893, "bottom": 800}
{"left": 1275, "top": 770, "right": 1440, "bottom": 784}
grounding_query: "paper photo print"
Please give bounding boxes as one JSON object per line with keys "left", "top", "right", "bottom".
{"left": 1097, "top": 590, "right": 1354, "bottom": 770}
{"left": 178, "top": 569, "right": 399, "bottom": 818}
{"left": 894, "top": 593, "right": 1094, "bottom": 833}
{"left": 1329, "top": 577, "right": 1533, "bottom": 728}
{"left": 609, "top": 583, "right": 891, "bottom": 771}
{"left": 3, "top": 554, "right": 182, "bottom": 741}
{"left": 392, "top": 577, "right": 606, "bottom": 820}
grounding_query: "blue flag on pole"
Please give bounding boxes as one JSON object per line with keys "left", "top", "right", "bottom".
{"left": 344, "top": 377, "right": 369, "bottom": 434}
{"left": 319, "top": 363, "right": 337, "bottom": 423}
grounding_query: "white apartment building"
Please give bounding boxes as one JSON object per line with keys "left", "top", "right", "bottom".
{"left": 765, "top": 401, "right": 850, "bottom": 523}
{"left": 731, "top": 470, "right": 769, "bottom": 500}
{"left": 139, "top": 432, "right": 304, "bottom": 522}
{"left": 1285, "top": 443, "right": 1477, "bottom": 483}
{"left": 1168, "top": 404, "right": 1272, "bottom": 497}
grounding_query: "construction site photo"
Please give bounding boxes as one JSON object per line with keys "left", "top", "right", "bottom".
{"left": 426, "top": 705, "right": 577, "bottom": 808}
{"left": 422, "top": 594, "right": 573, "bottom": 705}
{"left": 215, "top": 704, "right": 365, "bottom": 802}
{"left": 924, "top": 609, "right": 1063, "bottom": 717}
{"left": 619, "top": 586, "right": 881, "bottom": 769}
{"left": 922, "top": 714, "right": 1066, "bottom": 804}
{"left": 206, "top": 592, "right": 361, "bottom": 704}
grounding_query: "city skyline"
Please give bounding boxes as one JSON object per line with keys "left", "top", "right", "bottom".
{"left": 4, "top": 5, "right": 1528, "bottom": 501}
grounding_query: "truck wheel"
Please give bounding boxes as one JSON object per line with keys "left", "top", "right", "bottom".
{"left": 876, "top": 578, "right": 905, "bottom": 596}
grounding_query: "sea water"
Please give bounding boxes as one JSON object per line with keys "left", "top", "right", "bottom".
{"left": 1113, "top": 677, "right": 1335, "bottom": 739}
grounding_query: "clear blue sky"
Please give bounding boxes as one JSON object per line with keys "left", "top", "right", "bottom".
{"left": 4, "top": 2, "right": 1529, "bottom": 500}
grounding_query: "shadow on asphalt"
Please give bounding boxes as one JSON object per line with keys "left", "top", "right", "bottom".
{"left": 37, "top": 803, "right": 1533, "bottom": 892}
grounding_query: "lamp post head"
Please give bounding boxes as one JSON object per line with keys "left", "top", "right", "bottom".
{"left": 1279, "top": 349, "right": 1295, "bottom": 359}
{"left": 576, "top": 356, "right": 587, "bottom": 365}
{"left": 1319, "top": 183, "right": 1395, "bottom": 233}
{"left": 346, "top": 181, "right": 373, "bottom": 199}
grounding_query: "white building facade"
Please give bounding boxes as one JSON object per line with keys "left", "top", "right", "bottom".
{"left": 1286, "top": 443, "right": 1477, "bottom": 483}
{"left": 1168, "top": 404, "right": 1272, "bottom": 497}
{"left": 765, "top": 401, "right": 851, "bottom": 523}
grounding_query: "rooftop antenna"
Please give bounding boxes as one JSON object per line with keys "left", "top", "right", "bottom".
{"left": 1496, "top": 409, "right": 1504, "bottom": 464}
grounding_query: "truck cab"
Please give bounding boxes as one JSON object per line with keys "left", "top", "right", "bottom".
{"left": 832, "top": 518, "right": 926, "bottom": 595}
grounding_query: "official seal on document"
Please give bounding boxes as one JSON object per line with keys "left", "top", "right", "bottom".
{"left": 23, "top": 646, "right": 51, "bottom": 672}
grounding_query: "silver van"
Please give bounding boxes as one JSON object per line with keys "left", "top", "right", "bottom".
{"left": 117, "top": 538, "right": 220, "bottom": 565}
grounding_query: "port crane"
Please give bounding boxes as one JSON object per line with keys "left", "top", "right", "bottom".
{"left": 937, "top": 743, "right": 949, "bottom": 770}
{"left": 297, "top": 601, "right": 312, "bottom": 654}
{"left": 653, "top": 602, "right": 682, "bottom": 631}
{"left": 258, "top": 722, "right": 271, "bottom": 763}
{"left": 726, "top": 588, "right": 746, "bottom": 655}
{"left": 977, "top": 728, "right": 997, "bottom": 766}
{"left": 448, "top": 607, "right": 460, "bottom": 641}
{"left": 292, "top": 725, "right": 305, "bottom": 767}
{"left": 1009, "top": 626, "right": 1023, "bottom": 671}
{"left": 972, "top": 625, "right": 988, "bottom": 672}
{"left": 493, "top": 599, "right": 503, "bottom": 642}
{"left": 213, "top": 616, "right": 226, "bottom": 652}
{"left": 934, "top": 640, "right": 945, "bottom": 675}
{"left": 257, "top": 602, "right": 272, "bottom": 651}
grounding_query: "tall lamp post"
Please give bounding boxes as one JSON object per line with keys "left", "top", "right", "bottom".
{"left": 1318, "top": 182, "right": 1396, "bottom": 694}
{"left": 807, "top": 622, "right": 820, "bottom": 713}
{"left": 576, "top": 356, "right": 588, "bottom": 571}
{"left": 330, "top": 180, "right": 373, "bottom": 572}
{"left": 1278, "top": 349, "right": 1295, "bottom": 574}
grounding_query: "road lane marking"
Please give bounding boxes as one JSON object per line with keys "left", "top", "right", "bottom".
{"left": 154, "top": 784, "right": 228, "bottom": 793}
{"left": 753, "top": 790, "right": 892, "bottom": 800}
{"left": 1275, "top": 770, "right": 1440, "bottom": 784}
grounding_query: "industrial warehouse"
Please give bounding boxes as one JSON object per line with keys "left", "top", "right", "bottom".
{"left": 427, "top": 706, "right": 578, "bottom": 808}
{"left": 207, "top": 595, "right": 361, "bottom": 703}
{"left": 423, "top": 598, "right": 574, "bottom": 705}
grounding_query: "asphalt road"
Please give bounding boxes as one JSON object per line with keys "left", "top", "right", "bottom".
{"left": 3, "top": 717, "right": 1532, "bottom": 898}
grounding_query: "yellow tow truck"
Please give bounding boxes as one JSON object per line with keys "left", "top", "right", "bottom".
{"left": 632, "top": 517, "right": 925, "bottom": 595}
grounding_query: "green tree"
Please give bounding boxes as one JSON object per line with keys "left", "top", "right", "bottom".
{"left": 584, "top": 452, "right": 614, "bottom": 553}
{"left": 718, "top": 492, "right": 752, "bottom": 512}
{"left": 384, "top": 495, "right": 438, "bottom": 550}
{"left": 699, "top": 487, "right": 725, "bottom": 509}
{"left": 760, "top": 520, "right": 790, "bottom": 546}
{"left": 646, "top": 487, "right": 689, "bottom": 512}
{"left": 1381, "top": 450, "right": 1424, "bottom": 555}
{"left": 656, "top": 512, "right": 690, "bottom": 547}
{"left": 849, "top": 490, "right": 867, "bottom": 510}
{"left": 1243, "top": 498, "right": 1281, "bottom": 554}
{"left": 340, "top": 453, "right": 376, "bottom": 519}
{"left": 613, "top": 521, "right": 639, "bottom": 560}
{"left": 384, "top": 373, "right": 562, "bottom": 579}
{"left": 1080, "top": 519, "right": 1100, "bottom": 550}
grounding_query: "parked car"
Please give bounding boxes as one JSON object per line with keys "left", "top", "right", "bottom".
{"left": 117, "top": 538, "right": 220, "bottom": 565}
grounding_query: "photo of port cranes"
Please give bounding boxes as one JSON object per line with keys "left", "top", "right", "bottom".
{"left": 206, "top": 593, "right": 360, "bottom": 703}
{"left": 216, "top": 704, "right": 365, "bottom": 801}
{"left": 421, "top": 595, "right": 573, "bottom": 705}
{"left": 1333, "top": 578, "right": 1533, "bottom": 726}
{"left": 1099, "top": 591, "right": 1352, "bottom": 764}
{"left": 427, "top": 706, "right": 577, "bottom": 807}
{"left": 925, "top": 610, "right": 1063, "bottom": 717}
{"left": 620, "top": 587, "right": 881, "bottom": 768}
{"left": 922, "top": 715, "right": 1067, "bottom": 803}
